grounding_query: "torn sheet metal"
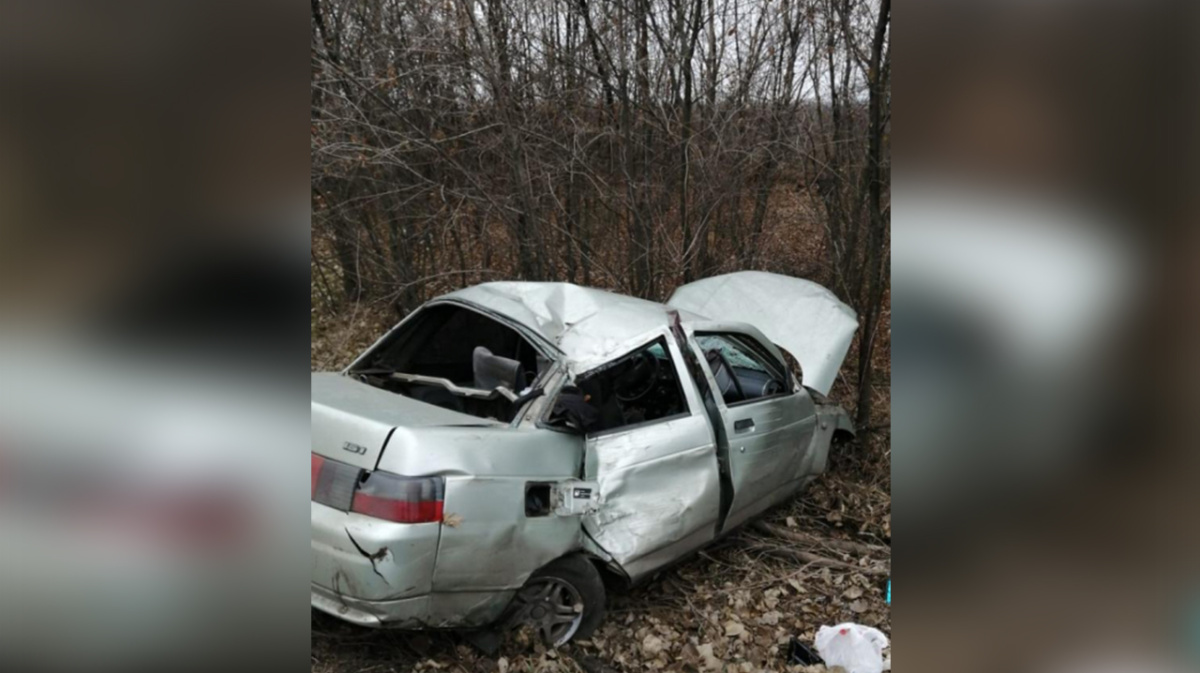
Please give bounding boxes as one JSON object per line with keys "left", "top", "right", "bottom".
{"left": 668, "top": 271, "right": 858, "bottom": 395}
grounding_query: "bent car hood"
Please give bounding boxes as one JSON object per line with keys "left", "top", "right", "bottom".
{"left": 667, "top": 271, "right": 858, "bottom": 395}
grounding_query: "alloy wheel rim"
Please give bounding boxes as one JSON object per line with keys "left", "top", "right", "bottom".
{"left": 514, "top": 577, "right": 585, "bottom": 646}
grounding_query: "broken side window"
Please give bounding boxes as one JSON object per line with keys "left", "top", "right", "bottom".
{"left": 551, "top": 337, "right": 688, "bottom": 434}
{"left": 694, "top": 333, "right": 789, "bottom": 405}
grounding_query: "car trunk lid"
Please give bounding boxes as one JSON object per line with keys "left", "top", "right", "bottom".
{"left": 311, "top": 372, "right": 494, "bottom": 471}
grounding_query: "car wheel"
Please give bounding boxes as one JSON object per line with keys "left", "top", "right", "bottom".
{"left": 508, "top": 555, "right": 606, "bottom": 647}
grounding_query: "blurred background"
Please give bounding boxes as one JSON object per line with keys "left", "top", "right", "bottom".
{"left": 308, "top": 0, "right": 895, "bottom": 670}
{"left": 894, "top": 0, "right": 1199, "bottom": 671}
{"left": 1, "top": 0, "right": 1197, "bottom": 671}
{"left": 0, "top": 2, "right": 311, "bottom": 672}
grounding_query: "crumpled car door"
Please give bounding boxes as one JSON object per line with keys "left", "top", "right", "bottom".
{"left": 579, "top": 332, "right": 723, "bottom": 583}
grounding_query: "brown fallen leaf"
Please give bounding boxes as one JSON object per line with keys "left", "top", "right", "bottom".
{"left": 641, "top": 634, "right": 665, "bottom": 657}
{"left": 696, "top": 643, "right": 723, "bottom": 671}
{"left": 757, "top": 611, "right": 782, "bottom": 626}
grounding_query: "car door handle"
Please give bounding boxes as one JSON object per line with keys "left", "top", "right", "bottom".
{"left": 734, "top": 418, "right": 755, "bottom": 433}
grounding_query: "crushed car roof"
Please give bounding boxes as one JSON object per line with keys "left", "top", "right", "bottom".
{"left": 442, "top": 282, "right": 706, "bottom": 365}
{"left": 443, "top": 273, "right": 857, "bottom": 394}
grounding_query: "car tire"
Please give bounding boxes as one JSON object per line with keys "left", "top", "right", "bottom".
{"left": 510, "top": 554, "right": 606, "bottom": 647}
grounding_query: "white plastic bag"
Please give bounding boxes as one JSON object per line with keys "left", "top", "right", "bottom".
{"left": 814, "top": 623, "right": 890, "bottom": 673}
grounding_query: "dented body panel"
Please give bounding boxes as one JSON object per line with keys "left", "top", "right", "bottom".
{"left": 311, "top": 503, "right": 440, "bottom": 602}
{"left": 434, "top": 475, "right": 583, "bottom": 591}
{"left": 311, "top": 276, "right": 857, "bottom": 632}
{"left": 583, "top": 413, "right": 721, "bottom": 581}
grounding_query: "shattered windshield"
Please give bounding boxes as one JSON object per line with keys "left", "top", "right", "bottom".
{"left": 695, "top": 335, "right": 768, "bottom": 373}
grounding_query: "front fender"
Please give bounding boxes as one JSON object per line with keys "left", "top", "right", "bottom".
{"left": 805, "top": 391, "right": 854, "bottom": 476}
{"left": 832, "top": 406, "right": 856, "bottom": 438}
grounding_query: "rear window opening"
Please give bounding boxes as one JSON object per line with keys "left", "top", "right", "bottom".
{"left": 350, "top": 304, "right": 548, "bottom": 422}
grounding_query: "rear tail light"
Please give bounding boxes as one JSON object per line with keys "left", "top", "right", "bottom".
{"left": 351, "top": 471, "right": 444, "bottom": 523}
{"left": 311, "top": 454, "right": 324, "bottom": 494}
{"left": 312, "top": 453, "right": 443, "bottom": 524}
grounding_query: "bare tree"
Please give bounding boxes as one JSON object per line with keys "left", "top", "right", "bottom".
{"left": 312, "top": 0, "right": 890, "bottom": 424}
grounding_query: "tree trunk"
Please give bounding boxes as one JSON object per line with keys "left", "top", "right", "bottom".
{"left": 854, "top": 0, "right": 890, "bottom": 429}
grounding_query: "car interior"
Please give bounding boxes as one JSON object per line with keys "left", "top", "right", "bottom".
{"left": 351, "top": 304, "right": 545, "bottom": 421}
{"left": 351, "top": 309, "right": 790, "bottom": 427}
{"left": 694, "top": 333, "right": 789, "bottom": 405}
{"left": 549, "top": 338, "right": 688, "bottom": 434}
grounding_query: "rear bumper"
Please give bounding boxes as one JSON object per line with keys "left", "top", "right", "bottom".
{"left": 311, "top": 501, "right": 440, "bottom": 602}
{"left": 311, "top": 583, "right": 516, "bottom": 629}
{"left": 311, "top": 501, "right": 517, "bottom": 629}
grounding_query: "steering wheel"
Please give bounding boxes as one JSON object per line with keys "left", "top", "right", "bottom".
{"left": 615, "top": 350, "right": 660, "bottom": 402}
{"left": 763, "top": 378, "right": 785, "bottom": 396}
{"left": 707, "top": 349, "right": 746, "bottom": 402}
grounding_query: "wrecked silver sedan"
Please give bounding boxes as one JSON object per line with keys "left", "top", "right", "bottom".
{"left": 311, "top": 272, "right": 857, "bottom": 646}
